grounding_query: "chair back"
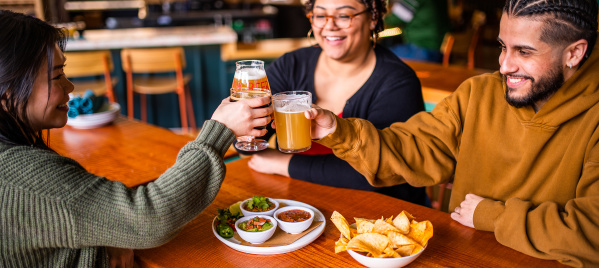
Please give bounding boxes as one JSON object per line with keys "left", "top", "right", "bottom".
{"left": 121, "top": 47, "right": 186, "bottom": 74}
{"left": 64, "top": 50, "right": 114, "bottom": 77}
{"left": 63, "top": 50, "right": 116, "bottom": 102}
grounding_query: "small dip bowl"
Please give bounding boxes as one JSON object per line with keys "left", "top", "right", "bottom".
{"left": 239, "top": 197, "right": 279, "bottom": 217}
{"left": 234, "top": 215, "right": 278, "bottom": 244}
{"left": 273, "top": 206, "right": 314, "bottom": 234}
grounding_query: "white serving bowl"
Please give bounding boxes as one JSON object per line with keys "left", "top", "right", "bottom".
{"left": 66, "top": 102, "right": 120, "bottom": 129}
{"left": 273, "top": 206, "right": 314, "bottom": 234}
{"left": 239, "top": 197, "right": 279, "bottom": 217}
{"left": 347, "top": 244, "right": 427, "bottom": 268}
{"left": 235, "top": 215, "right": 277, "bottom": 244}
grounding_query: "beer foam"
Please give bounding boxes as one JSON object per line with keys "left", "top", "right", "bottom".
{"left": 234, "top": 68, "right": 267, "bottom": 80}
{"left": 275, "top": 103, "right": 311, "bottom": 113}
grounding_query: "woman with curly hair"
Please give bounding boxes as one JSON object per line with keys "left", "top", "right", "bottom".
{"left": 247, "top": 0, "right": 429, "bottom": 206}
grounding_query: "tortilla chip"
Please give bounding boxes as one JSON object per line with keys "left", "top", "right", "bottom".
{"left": 350, "top": 227, "right": 358, "bottom": 238}
{"left": 395, "top": 244, "right": 416, "bottom": 257}
{"left": 383, "top": 246, "right": 401, "bottom": 258}
{"left": 356, "top": 218, "right": 375, "bottom": 234}
{"left": 392, "top": 211, "right": 414, "bottom": 234}
{"left": 347, "top": 233, "right": 390, "bottom": 257}
{"left": 373, "top": 219, "right": 400, "bottom": 235}
{"left": 334, "top": 237, "right": 349, "bottom": 253}
{"left": 411, "top": 243, "right": 424, "bottom": 255}
{"left": 385, "top": 216, "right": 394, "bottom": 224}
{"left": 408, "top": 220, "right": 434, "bottom": 246}
{"left": 331, "top": 211, "right": 352, "bottom": 239}
{"left": 387, "top": 230, "right": 418, "bottom": 248}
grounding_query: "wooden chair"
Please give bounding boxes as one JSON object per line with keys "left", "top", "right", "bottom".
{"left": 441, "top": 33, "right": 455, "bottom": 67}
{"left": 121, "top": 47, "right": 196, "bottom": 134}
{"left": 63, "top": 50, "right": 117, "bottom": 102}
{"left": 441, "top": 10, "right": 486, "bottom": 69}
{"left": 427, "top": 182, "right": 453, "bottom": 211}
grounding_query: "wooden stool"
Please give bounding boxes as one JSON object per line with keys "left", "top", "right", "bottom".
{"left": 121, "top": 47, "right": 196, "bottom": 134}
{"left": 63, "top": 50, "right": 117, "bottom": 102}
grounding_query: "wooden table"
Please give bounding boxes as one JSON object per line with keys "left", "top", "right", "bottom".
{"left": 134, "top": 158, "right": 564, "bottom": 268}
{"left": 48, "top": 117, "right": 237, "bottom": 187}
{"left": 48, "top": 117, "right": 563, "bottom": 267}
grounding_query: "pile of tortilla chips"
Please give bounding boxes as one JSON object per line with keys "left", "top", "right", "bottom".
{"left": 331, "top": 210, "right": 433, "bottom": 258}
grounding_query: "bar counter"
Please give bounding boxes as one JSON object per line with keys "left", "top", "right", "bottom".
{"left": 66, "top": 25, "right": 237, "bottom": 51}
{"left": 49, "top": 119, "right": 566, "bottom": 267}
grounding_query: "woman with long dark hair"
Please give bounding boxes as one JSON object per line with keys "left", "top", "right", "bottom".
{"left": 0, "top": 10, "right": 272, "bottom": 267}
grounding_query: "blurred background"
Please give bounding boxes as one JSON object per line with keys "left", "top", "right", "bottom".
{"left": 1, "top": 0, "right": 506, "bottom": 70}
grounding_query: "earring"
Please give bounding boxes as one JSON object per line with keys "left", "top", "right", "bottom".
{"left": 371, "top": 31, "right": 377, "bottom": 49}
{"left": 307, "top": 29, "right": 317, "bottom": 47}
{"left": 569, "top": 62, "right": 573, "bottom": 69}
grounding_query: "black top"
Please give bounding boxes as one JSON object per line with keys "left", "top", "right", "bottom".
{"left": 265, "top": 45, "right": 428, "bottom": 206}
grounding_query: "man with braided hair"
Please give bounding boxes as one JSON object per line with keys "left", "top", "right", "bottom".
{"left": 303, "top": 0, "right": 599, "bottom": 266}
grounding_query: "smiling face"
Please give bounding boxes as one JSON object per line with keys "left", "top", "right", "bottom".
{"left": 26, "top": 44, "right": 74, "bottom": 131}
{"left": 311, "top": 0, "right": 375, "bottom": 61}
{"left": 498, "top": 13, "right": 568, "bottom": 109}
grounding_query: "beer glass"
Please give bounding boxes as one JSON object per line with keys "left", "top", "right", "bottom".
{"left": 230, "top": 60, "right": 271, "bottom": 151}
{"left": 272, "top": 91, "right": 312, "bottom": 153}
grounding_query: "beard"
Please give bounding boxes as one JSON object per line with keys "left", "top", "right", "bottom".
{"left": 504, "top": 63, "right": 564, "bottom": 108}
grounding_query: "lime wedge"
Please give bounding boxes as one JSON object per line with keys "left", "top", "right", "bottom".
{"left": 229, "top": 201, "right": 242, "bottom": 216}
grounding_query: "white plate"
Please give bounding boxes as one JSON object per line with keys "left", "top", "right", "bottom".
{"left": 67, "top": 102, "right": 120, "bottom": 129}
{"left": 212, "top": 199, "right": 325, "bottom": 255}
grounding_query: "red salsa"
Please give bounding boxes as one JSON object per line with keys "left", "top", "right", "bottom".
{"left": 278, "top": 209, "right": 311, "bottom": 222}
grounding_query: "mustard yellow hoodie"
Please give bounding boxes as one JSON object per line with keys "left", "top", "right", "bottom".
{"left": 318, "top": 40, "right": 599, "bottom": 267}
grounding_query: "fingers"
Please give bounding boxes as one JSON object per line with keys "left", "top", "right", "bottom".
{"left": 243, "top": 96, "right": 271, "bottom": 108}
{"left": 450, "top": 211, "right": 462, "bottom": 222}
{"left": 252, "top": 105, "right": 273, "bottom": 119}
{"left": 305, "top": 108, "right": 317, "bottom": 120}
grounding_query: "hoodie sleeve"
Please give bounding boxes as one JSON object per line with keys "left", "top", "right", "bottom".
{"left": 316, "top": 91, "right": 462, "bottom": 188}
{"left": 473, "top": 150, "right": 599, "bottom": 267}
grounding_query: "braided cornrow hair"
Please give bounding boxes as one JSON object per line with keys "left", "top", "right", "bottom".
{"left": 304, "top": 0, "right": 388, "bottom": 38}
{"left": 504, "top": 0, "right": 598, "bottom": 65}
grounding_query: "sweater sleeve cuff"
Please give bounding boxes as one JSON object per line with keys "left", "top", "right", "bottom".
{"left": 473, "top": 198, "right": 506, "bottom": 232}
{"left": 195, "top": 120, "right": 235, "bottom": 157}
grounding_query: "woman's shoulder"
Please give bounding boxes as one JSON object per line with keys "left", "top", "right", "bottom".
{"left": 0, "top": 143, "right": 99, "bottom": 201}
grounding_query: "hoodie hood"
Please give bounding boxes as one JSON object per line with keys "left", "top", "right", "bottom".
{"left": 507, "top": 37, "right": 599, "bottom": 127}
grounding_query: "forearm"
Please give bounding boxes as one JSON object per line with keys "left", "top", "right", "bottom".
{"left": 75, "top": 120, "right": 234, "bottom": 248}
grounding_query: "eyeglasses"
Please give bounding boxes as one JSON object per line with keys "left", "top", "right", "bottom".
{"left": 306, "top": 10, "right": 369, "bottom": 29}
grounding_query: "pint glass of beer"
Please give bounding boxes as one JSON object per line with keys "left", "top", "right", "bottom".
{"left": 272, "top": 91, "right": 312, "bottom": 153}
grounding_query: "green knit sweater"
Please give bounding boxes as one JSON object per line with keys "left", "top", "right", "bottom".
{"left": 0, "top": 120, "right": 234, "bottom": 267}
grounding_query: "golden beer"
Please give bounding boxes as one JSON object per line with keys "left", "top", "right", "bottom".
{"left": 272, "top": 91, "right": 312, "bottom": 153}
{"left": 274, "top": 110, "right": 311, "bottom": 152}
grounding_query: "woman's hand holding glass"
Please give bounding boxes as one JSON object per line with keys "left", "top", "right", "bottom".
{"left": 211, "top": 96, "right": 272, "bottom": 137}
